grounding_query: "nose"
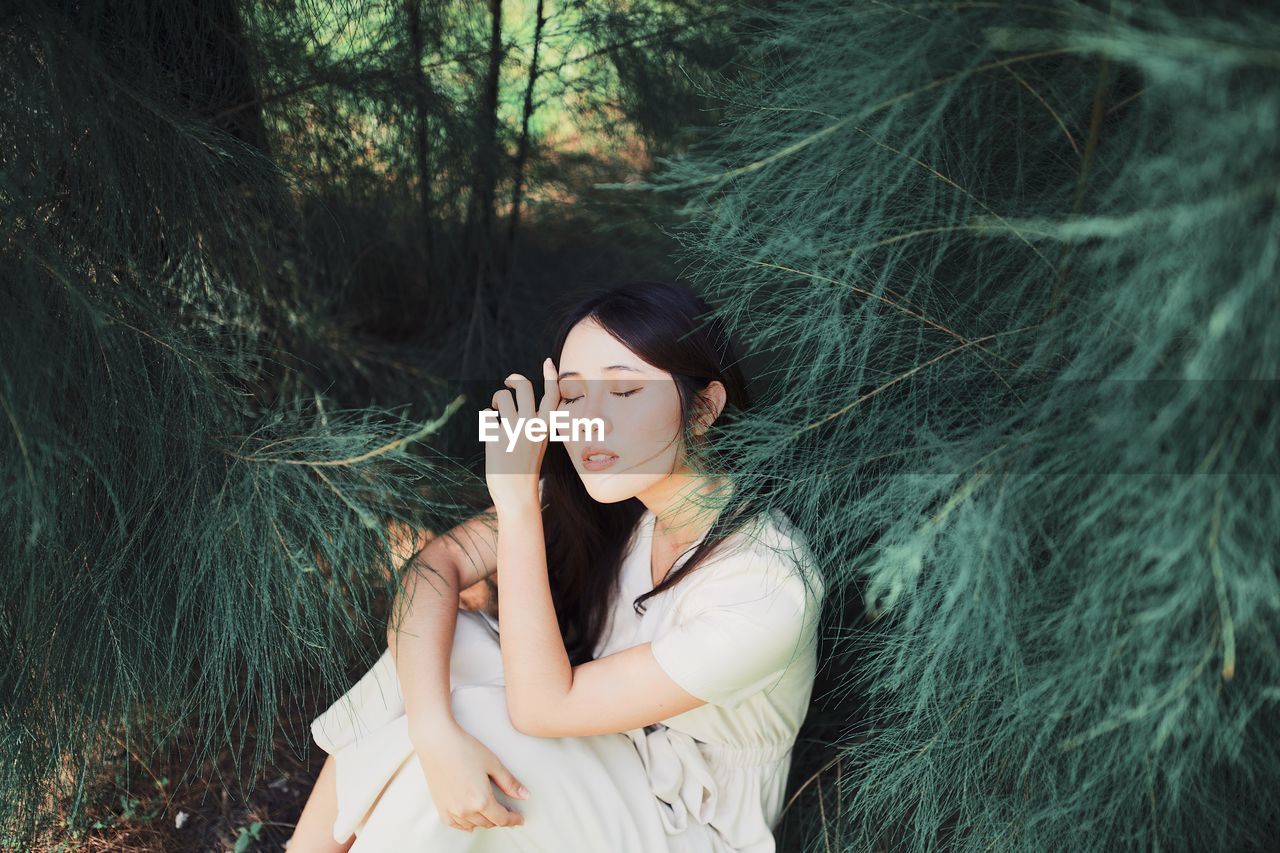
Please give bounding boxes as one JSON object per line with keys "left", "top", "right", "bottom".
{"left": 577, "top": 394, "right": 612, "bottom": 440}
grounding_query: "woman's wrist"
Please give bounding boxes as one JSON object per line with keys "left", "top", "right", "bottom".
{"left": 493, "top": 488, "right": 541, "bottom": 521}
{"left": 408, "top": 709, "right": 462, "bottom": 745}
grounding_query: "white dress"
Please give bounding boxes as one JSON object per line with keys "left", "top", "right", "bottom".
{"left": 310, "top": 502, "right": 825, "bottom": 853}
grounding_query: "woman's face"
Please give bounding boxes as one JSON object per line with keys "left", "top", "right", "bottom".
{"left": 554, "top": 318, "right": 688, "bottom": 505}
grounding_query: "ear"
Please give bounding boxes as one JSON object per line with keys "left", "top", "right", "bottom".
{"left": 693, "top": 381, "right": 728, "bottom": 435}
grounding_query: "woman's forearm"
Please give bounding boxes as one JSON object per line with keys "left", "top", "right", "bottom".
{"left": 494, "top": 495, "right": 573, "bottom": 729}
{"left": 387, "top": 552, "right": 463, "bottom": 739}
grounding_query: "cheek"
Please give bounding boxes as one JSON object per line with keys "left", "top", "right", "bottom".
{"left": 629, "top": 394, "right": 684, "bottom": 444}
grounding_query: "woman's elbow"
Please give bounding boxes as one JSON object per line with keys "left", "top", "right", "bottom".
{"left": 507, "top": 702, "right": 551, "bottom": 737}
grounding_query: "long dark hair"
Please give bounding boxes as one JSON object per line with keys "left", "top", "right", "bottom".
{"left": 540, "top": 280, "right": 766, "bottom": 666}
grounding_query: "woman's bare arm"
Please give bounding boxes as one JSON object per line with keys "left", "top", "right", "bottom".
{"left": 383, "top": 507, "right": 532, "bottom": 832}
{"left": 387, "top": 507, "right": 502, "bottom": 735}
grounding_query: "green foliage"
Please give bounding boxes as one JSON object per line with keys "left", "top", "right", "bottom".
{"left": 0, "top": 0, "right": 760, "bottom": 845}
{"left": 0, "top": 1, "right": 482, "bottom": 842}
{"left": 232, "top": 819, "right": 264, "bottom": 852}
{"left": 640, "top": 1, "right": 1280, "bottom": 850}
{"left": 11, "top": 0, "right": 1275, "bottom": 849}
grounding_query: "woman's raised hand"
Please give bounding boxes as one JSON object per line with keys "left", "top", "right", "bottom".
{"left": 412, "top": 718, "right": 530, "bottom": 833}
{"left": 484, "top": 357, "right": 560, "bottom": 514}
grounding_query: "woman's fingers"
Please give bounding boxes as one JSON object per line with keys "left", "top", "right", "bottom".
{"left": 478, "top": 797, "right": 524, "bottom": 827}
{"left": 540, "top": 357, "right": 559, "bottom": 416}
{"left": 490, "top": 764, "right": 529, "bottom": 826}
{"left": 504, "top": 373, "right": 536, "bottom": 417}
{"left": 491, "top": 764, "right": 530, "bottom": 802}
{"left": 491, "top": 388, "right": 517, "bottom": 436}
{"left": 447, "top": 782, "right": 525, "bottom": 832}
{"left": 451, "top": 798, "right": 521, "bottom": 832}
{"left": 449, "top": 807, "right": 489, "bottom": 831}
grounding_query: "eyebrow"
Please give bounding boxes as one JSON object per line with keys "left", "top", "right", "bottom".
{"left": 557, "top": 365, "right": 643, "bottom": 380}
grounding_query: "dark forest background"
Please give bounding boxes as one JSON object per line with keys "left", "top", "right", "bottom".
{"left": 4, "top": 1, "right": 1279, "bottom": 851}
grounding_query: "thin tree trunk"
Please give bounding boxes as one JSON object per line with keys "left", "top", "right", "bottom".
{"left": 461, "top": 0, "right": 504, "bottom": 378}
{"left": 504, "top": 0, "right": 546, "bottom": 275}
{"left": 471, "top": 0, "right": 504, "bottom": 253}
{"left": 404, "top": 0, "right": 437, "bottom": 265}
{"left": 148, "top": 0, "right": 272, "bottom": 157}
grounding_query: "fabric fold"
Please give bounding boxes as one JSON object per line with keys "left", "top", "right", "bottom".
{"left": 625, "top": 722, "right": 720, "bottom": 836}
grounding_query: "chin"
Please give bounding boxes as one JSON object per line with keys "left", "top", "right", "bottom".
{"left": 578, "top": 481, "right": 633, "bottom": 504}
{"left": 579, "top": 471, "right": 664, "bottom": 505}
{"left": 572, "top": 472, "right": 632, "bottom": 503}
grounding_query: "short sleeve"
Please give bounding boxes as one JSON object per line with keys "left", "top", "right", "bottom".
{"left": 649, "top": 554, "right": 821, "bottom": 710}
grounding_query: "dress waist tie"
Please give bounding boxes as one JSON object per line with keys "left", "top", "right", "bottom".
{"left": 624, "top": 723, "right": 794, "bottom": 837}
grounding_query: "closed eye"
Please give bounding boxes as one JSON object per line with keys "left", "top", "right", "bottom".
{"left": 562, "top": 389, "right": 641, "bottom": 404}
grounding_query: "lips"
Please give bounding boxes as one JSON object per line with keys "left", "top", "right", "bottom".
{"left": 582, "top": 446, "right": 619, "bottom": 463}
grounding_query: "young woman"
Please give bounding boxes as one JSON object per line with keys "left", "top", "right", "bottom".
{"left": 289, "top": 280, "right": 825, "bottom": 852}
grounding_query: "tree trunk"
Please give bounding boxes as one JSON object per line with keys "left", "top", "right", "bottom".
{"left": 147, "top": 0, "right": 273, "bottom": 157}
{"left": 503, "top": 0, "right": 547, "bottom": 277}
{"left": 404, "top": 0, "right": 437, "bottom": 265}
{"left": 461, "top": 0, "right": 504, "bottom": 377}
{"left": 468, "top": 0, "right": 504, "bottom": 252}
